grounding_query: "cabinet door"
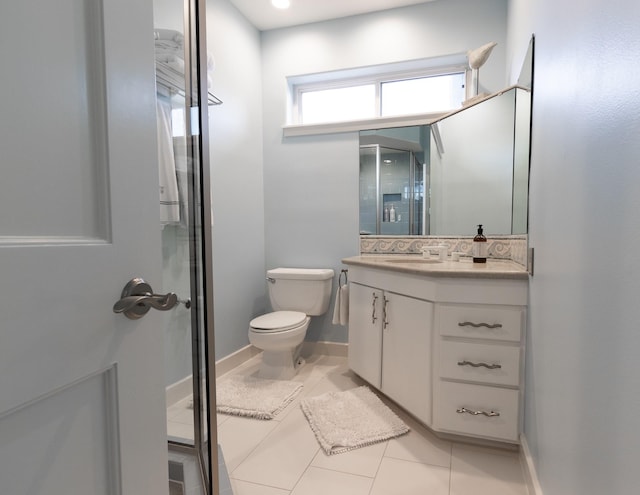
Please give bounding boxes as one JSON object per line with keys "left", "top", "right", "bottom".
{"left": 382, "top": 293, "right": 434, "bottom": 425}
{"left": 348, "top": 283, "right": 383, "bottom": 388}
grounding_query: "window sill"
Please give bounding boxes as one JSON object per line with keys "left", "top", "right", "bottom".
{"left": 282, "top": 112, "right": 446, "bottom": 138}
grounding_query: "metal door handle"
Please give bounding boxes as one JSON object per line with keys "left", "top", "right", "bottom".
{"left": 371, "top": 292, "right": 378, "bottom": 323}
{"left": 113, "top": 278, "right": 184, "bottom": 319}
{"left": 383, "top": 296, "right": 389, "bottom": 329}
{"left": 457, "top": 360, "right": 502, "bottom": 370}
{"left": 458, "top": 321, "right": 503, "bottom": 329}
{"left": 456, "top": 407, "right": 500, "bottom": 417}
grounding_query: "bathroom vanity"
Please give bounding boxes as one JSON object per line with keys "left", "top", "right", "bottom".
{"left": 342, "top": 255, "right": 528, "bottom": 444}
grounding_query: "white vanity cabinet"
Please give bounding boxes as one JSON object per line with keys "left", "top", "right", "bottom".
{"left": 348, "top": 281, "right": 433, "bottom": 425}
{"left": 433, "top": 303, "right": 525, "bottom": 443}
{"left": 344, "top": 257, "right": 528, "bottom": 445}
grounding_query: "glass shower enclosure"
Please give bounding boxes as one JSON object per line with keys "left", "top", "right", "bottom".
{"left": 153, "top": 0, "right": 219, "bottom": 494}
{"left": 359, "top": 135, "right": 428, "bottom": 236}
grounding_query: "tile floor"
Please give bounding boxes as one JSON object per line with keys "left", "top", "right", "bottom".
{"left": 214, "top": 353, "right": 529, "bottom": 495}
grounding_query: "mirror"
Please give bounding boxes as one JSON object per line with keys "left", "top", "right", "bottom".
{"left": 359, "top": 37, "right": 534, "bottom": 237}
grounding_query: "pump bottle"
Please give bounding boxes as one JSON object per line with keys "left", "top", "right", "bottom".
{"left": 472, "top": 224, "right": 487, "bottom": 263}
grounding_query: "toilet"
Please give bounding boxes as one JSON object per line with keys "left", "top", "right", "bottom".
{"left": 249, "top": 268, "right": 334, "bottom": 380}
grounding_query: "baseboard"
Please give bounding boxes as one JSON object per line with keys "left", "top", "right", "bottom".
{"left": 301, "top": 340, "right": 348, "bottom": 358}
{"left": 213, "top": 341, "right": 348, "bottom": 379}
{"left": 166, "top": 375, "right": 193, "bottom": 407}
{"left": 520, "top": 434, "right": 544, "bottom": 495}
{"left": 215, "top": 344, "right": 261, "bottom": 378}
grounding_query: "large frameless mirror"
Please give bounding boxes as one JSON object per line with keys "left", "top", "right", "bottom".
{"left": 359, "top": 37, "right": 534, "bottom": 237}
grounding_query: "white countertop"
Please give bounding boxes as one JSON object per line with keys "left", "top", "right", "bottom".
{"left": 342, "top": 255, "right": 528, "bottom": 280}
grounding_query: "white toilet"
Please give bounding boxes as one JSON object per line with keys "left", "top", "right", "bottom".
{"left": 249, "top": 268, "right": 334, "bottom": 380}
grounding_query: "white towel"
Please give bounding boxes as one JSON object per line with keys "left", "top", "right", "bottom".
{"left": 332, "top": 284, "right": 349, "bottom": 326}
{"left": 156, "top": 97, "right": 180, "bottom": 225}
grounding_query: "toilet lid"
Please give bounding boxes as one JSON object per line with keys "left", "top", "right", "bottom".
{"left": 250, "top": 311, "right": 307, "bottom": 332}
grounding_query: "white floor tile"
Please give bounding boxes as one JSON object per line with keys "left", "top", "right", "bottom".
{"left": 217, "top": 416, "right": 281, "bottom": 472}
{"left": 231, "top": 408, "right": 321, "bottom": 490}
{"left": 217, "top": 413, "right": 230, "bottom": 427}
{"left": 171, "top": 405, "right": 196, "bottom": 425}
{"left": 291, "top": 467, "right": 373, "bottom": 495}
{"left": 450, "top": 444, "right": 527, "bottom": 495}
{"left": 167, "top": 421, "right": 195, "bottom": 442}
{"left": 230, "top": 479, "right": 290, "bottom": 495}
{"left": 384, "top": 414, "right": 452, "bottom": 468}
{"left": 167, "top": 353, "right": 530, "bottom": 495}
{"left": 303, "top": 369, "right": 365, "bottom": 399}
{"left": 369, "top": 457, "right": 450, "bottom": 495}
{"left": 167, "top": 399, "right": 189, "bottom": 420}
{"left": 310, "top": 440, "right": 386, "bottom": 478}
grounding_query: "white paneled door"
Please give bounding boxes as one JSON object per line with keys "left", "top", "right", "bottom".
{"left": 0, "top": 1, "right": 169, "bottom": 494}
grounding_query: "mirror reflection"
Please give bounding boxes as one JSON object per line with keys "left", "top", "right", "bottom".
{"left": 359, "top": 130, "right": 428, "bottom": 235}
{"left": 360, "top": 87, "right": 530, "bottom": 236}
{"left": 359, "top": 38, "right": 533, "bottom": 237}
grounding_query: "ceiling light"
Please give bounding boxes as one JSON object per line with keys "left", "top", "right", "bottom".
{"left": 271, "top": 0, "right": 290, "bottom": 9}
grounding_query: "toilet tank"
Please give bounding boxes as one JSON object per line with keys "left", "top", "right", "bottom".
{"left": 267, "top": 268, "right": 334, "bottom": 316}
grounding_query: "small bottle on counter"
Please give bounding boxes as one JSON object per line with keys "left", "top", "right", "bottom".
{"left": 389, "top": 204, "right": 396, "bottom": 222}
{"left": 383, "top": 205, "right": 389, "bottom": 222}
{"left": 472, "top": 224, "right": 487, "bottom": 263}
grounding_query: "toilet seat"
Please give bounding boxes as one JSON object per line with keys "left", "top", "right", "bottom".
{"left": 250, "top": 311, "right": 307, "bottom": 333}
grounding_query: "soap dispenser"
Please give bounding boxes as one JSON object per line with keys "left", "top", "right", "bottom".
{"left": 472, "top": 224, "right": 487, "bottom": 263}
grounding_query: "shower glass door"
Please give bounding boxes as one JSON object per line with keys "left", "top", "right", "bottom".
{"left": 153, "top": 0, "right": 218, "bottom": 494}
{"left": 379, "top": 146, "right": 411, "bottom": 235}
{"left": 412, "top": 153, "right": 427, "bottom": 236}
{"left": 359, "top": 144, "right": 425, "bottom": 235}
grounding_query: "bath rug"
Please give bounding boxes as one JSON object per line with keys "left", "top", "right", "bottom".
{"left": 300, "top": 386, "right": 409, "bottom": 455}
{"left": 216, "top": 375, "right": 303, "bottom": 420}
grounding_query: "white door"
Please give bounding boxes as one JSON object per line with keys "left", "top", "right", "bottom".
{"left": 0, "top": 1, "right": 169, "bottom": 494}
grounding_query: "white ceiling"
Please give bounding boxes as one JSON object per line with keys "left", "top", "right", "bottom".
{"left": 228, "top": 0, "right": 437, "bottom": 31}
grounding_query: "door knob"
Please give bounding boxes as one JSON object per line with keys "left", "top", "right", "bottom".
{"left": 113, "top": 278, "right": 180, "bottom": 319}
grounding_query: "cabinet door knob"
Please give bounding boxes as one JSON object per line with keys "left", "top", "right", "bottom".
{"left": 458, "top": 321, "right": 503, "bottom": 329}
{"left": 457, "top": 360, "right": 502, "bottom": 370}
{"left": 456, "top": 407, "right": 500, "bottom": 417}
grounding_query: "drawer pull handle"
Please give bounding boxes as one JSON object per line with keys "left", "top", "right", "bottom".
{"left": 458, "top": 321, "right": 503, "bottom": 329}
{"left": 383, "top": 296, "right": 389, "bottom": 329}
{"left": 371, "top": 293, "right": 378, "bottom": 323}
{"left": 456, "top": 407, "right": 500, "bottom": 417}
{"left": 457, "top": 360, "right": 502, "bottom": 370}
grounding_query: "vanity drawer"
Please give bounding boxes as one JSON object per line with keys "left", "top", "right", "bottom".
{"left": 438, "top": 304, "right": 522, "bottom": 342}
{"left": 435, "top": 381, "right": 520, "bottom": 442}
{"left": 439, "top": 340, "right": 521, "bottom": 387}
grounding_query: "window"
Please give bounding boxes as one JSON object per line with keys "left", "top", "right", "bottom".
{"left": 288, "top": 55, "right": 468, "bottom": 128}
{"left": 300, "top": 84, "right": 376, "bottom": 124}
{"left": 380, "top": 73, "right": 466, "bottom": 116}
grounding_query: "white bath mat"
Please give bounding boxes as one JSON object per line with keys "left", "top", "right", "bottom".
{"left": 300, "top": 386, "right": 409, "bottom": 455}
{"left": 216, "top": 375, "right": 303, "bottom": 420}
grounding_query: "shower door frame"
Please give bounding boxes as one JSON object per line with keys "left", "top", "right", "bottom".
{"left": 166, "top": 0, "right": 219, "bottom": 494}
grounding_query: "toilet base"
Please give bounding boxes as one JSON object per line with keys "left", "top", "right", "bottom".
{"left": 258, "top": 344, "right": 305, "bottom": 380}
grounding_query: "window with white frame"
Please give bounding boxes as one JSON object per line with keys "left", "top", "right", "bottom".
{"left": 287, "top": 55, "right": 468, "bottom": 127}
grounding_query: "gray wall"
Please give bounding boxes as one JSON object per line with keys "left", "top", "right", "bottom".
{"left": 207, "top": 0, "right": 266, "bottom": 360}
{"left": 509, "top": 0, "right": 640, "bottom": 493}
{"left": 261, "top": 0, "right": 509, "bottom": 343}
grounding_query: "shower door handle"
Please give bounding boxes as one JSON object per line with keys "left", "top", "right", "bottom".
{"left": 113, "top": 277, "right": 182, "bottom": 320}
